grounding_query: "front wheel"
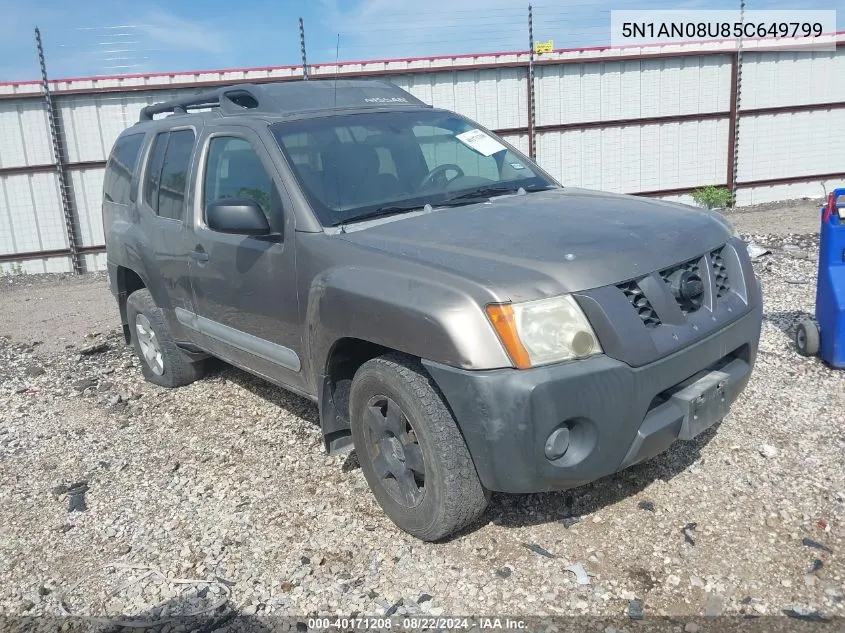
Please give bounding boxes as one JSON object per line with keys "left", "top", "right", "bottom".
{"left": 350, "top": 353, "right": 488, "bottom": 541}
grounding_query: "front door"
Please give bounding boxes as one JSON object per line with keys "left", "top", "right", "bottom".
{"left": 181, "top": 127, "right": 305, "bottom": 392}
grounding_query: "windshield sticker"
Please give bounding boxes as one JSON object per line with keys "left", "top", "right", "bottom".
{"left": 456, "top": 129, "right": 507, "bottom": 157}
{"left": 509, "top": 162, "right": 525, "bottom": 170}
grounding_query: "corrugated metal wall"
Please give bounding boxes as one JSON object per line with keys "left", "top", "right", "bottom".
{"left": 734, "top": 49, "right": 845, "bottom": 205}
{"left": 0, "top": 99, "right": 66, "bottom": 272}
{"left": 535, "top": 56, "right": 731, "bottom": 123}
{"left": 1, "top": 39, "right": 844, "bottom": 273}
{"left": 393, "top": 68, "right": 528, "bottom": 131}
{"left": 536, "top": 118, "right": 731, "bottom": 194}
{"left": 534, "top": 55, "right": 732, "bottom": 195}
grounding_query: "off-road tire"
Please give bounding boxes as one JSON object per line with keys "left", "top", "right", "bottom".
{"left": 126, "top": 289, "right": 205, "bottom": 388}
{"left": 350, "top": 353, "right": 488, "bottom": 541}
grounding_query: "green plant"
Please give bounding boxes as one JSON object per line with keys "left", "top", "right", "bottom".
{"left": 691, "top": 185, "right": 733, "bottom": 210}
{"left": 3, "top": 262, "right": 24, "bottom": 276}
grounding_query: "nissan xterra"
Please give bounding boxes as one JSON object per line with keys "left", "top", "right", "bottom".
{"left": 103, "top": 80, "right": 762, "bottom": 541}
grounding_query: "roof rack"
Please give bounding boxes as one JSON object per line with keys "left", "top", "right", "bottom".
{"left": 138, "top": 80, "right": 430, "bottom": 123}
{"left": 139, "top": 85, "right": 261, "bottom": 121}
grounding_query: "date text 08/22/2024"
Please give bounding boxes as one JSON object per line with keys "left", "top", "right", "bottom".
{"left": 306, "top": 617, "right": 528, "bottom": 629}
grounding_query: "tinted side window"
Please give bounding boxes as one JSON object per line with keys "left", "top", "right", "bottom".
{"left": 157, "top": 130, "right": 196, "bottom": 221}
{"left": 203, "top": 137, "right": 276, "bottom": 221}
{"left": 143, "top": 132, "right": 168, "bottom": 213}
{"left": 103, "top": 133, "right": 144, "bottom": 205}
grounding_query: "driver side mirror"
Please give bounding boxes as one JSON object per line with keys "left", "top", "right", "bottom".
{"left": 205, "top": 198, "right": 270, "bottom": 236}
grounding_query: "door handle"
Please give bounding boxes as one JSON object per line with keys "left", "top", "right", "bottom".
{"left": 189, "top": 247, "right": 209, "bottom": 263}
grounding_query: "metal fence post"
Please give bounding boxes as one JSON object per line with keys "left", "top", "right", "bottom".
{"left": 35, "top": 27, "right": 82, "bottom": 274}
{"left": 527, "top": 4, "right": 537, "bottom": 159}
{"left": 728, "top": 0, "right": 745, "bottom": 207}
{"left": 300, "top": 18, "right": 309, "bottom": 80}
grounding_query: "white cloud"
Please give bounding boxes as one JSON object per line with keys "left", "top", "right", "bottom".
{"left": 0, "top": 2, "right": 231, "bottom": 81}
{"left": 136, "top": 10, "right": 230, "bottom": 55}
{"left": 315, "top": 0, "right": 532, "bottom": 60}
{"left": 312, "top": 0, "right": 726, "bottom": 62}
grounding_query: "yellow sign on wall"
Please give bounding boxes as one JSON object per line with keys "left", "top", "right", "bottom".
{"left": 535, "top": 39, "right": 554, "bottom": 53}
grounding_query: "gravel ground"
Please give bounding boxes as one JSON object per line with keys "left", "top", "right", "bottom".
{"left": 0, "top": 203, "right": 843, "bottom": 628}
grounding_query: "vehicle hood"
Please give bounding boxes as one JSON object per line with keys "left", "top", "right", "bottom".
{"left": 336, "top": 187, "right": 734, "bottom": 301}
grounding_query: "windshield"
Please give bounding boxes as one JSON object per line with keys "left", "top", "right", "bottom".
{"left": 270, "top": 110, "right": 557, "bottom": 226}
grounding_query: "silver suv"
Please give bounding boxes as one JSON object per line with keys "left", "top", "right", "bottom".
{"left": 103, "top": 80, "right": 762, "bottom": 540}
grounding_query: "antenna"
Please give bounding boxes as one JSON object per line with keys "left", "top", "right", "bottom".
{"left": 334, "top": 33, "right": 345, "bottom": 233}
{"left": 333, "top": 33, "right": 340, "bottom": 110}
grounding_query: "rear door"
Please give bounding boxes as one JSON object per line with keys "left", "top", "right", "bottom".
{"left": 137, "top": 127, "right": 198, "bottom": 331}
{"left": 181, "top": 125, "right": 305, "bottom": 392}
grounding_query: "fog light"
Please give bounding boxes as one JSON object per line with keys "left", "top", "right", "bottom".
{"left": 545, "top": 426, "right": 571, "bottom": 460}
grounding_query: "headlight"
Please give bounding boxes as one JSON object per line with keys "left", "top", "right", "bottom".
{"left": 486, "top": 295, "right": 602, "bottom": 369}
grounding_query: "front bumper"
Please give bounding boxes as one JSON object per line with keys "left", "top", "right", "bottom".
{"left": 422, "top": 301, "right": 762, "bottom": 494}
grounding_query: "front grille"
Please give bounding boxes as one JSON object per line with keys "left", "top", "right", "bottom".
{"left": 659, "top": 256, "right": 703, "bottom": 314}
{"left": 711, "top": 247, "right": 730, "bottom": 298}
{"left": 618, "top": 245, "right": 732, "bottom": 329}
{"left": 618, "top": 280, "right": 661, "bottom": 328}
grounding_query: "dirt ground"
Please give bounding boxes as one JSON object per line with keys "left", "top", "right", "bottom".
{"left": 0, "top": 197, "right": 842, "bottom": 628}
{"left": 724, "top": 198, "right": 825, "bottom": 236}
{"left": 0, "top": 273, "right": 118, "bottom": 355}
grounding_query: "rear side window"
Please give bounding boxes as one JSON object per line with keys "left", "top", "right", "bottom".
{"left": 143, "top": 129, "right": 196, "bottom": 220}
{"left": 143, "top": 133, "right": 168, "bottom": 213}
{"left": 103, "top": 133, "right": 144, "bottom": 205}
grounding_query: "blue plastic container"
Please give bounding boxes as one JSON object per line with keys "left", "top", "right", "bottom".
{"left": 813, "top": 188, "right": 845, "bottom": 368}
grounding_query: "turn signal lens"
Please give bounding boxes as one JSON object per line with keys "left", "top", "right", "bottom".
{"left": 486, "top": 295, "right": 602, "bottom": 369}
{"left": 485, "top": 303, "right": 532, "bottom": 369}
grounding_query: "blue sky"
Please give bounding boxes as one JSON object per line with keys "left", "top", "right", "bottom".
{"left": 1, "top": 0, "right": 843, "bottom": 82}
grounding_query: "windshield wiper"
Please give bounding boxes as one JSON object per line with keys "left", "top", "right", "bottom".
{"left": 335, "top": 202, "right": 426, "bottom": 229}
{"left": 334, "top": 184, "right": 557, "bottom": 229}
{"left": 439, "top": 184, "right": 555, "bottom": 206}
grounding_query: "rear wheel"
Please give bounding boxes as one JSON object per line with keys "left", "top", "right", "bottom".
{"left": 795, "top": 318, "right": 820, "bottom": 357}
{"left": 126, "top": 289, "right": 205, "bottom": 388}
{"left": 350, "top": 353, "right": 488, "bottom": 541}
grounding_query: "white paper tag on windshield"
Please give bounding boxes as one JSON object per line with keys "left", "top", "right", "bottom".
{"left": 456, "top": 129, "right": 506, "bottom": 157}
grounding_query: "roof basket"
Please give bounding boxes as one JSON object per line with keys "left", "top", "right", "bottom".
{"left": 139, "top": 85, "right": 262, "bottom": 121}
